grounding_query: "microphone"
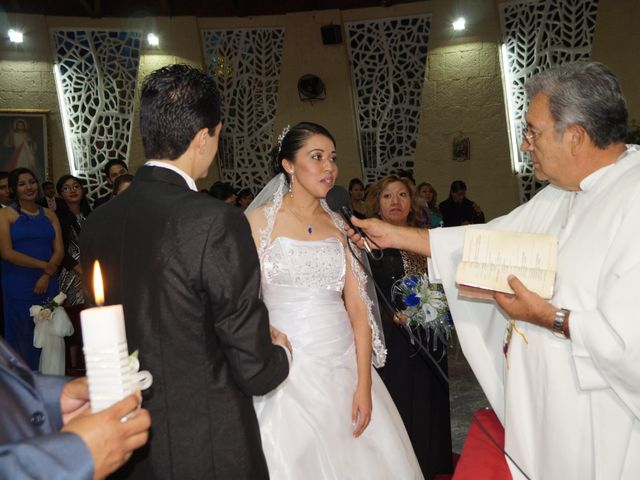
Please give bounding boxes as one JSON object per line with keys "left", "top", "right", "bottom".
{"left": 325, "top": 185, "right": 379, "bottom": 258}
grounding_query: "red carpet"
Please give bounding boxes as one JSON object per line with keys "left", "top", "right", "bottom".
{"left": 452, "top": 408, "right": 512, "bottom": 480}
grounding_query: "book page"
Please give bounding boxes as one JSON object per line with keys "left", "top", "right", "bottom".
{"left": 455, "top": 229, "right": 557, "bottom": 299}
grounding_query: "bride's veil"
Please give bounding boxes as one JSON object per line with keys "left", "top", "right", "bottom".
{"left": 245, "top": 173, "right": 387, "bottom": 368}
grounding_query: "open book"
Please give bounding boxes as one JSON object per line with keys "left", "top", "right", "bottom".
{"left": 455, "top": 229, "right": 557, "bottom": 300}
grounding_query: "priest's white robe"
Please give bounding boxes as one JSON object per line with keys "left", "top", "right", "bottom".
{"left": 429, "top": 145, "right": 640, "bottom": 479}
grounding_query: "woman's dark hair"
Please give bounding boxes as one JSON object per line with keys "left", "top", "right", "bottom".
{"left": 235, "top": 188, "right": 253, "bottom": 205}
{"left": 8, "top": 168, "right": 38, "bottom": 213}
{"left": 449, "top": 180, "right": 467, "bottom": 195}
{"left": 348, "top": 178, "right": 364, "bottom": 193}
{"left": 102, "top": 159, "right": 128, "bottom": 180}
{"left": 208, "top": 181, "right": 236, "bottom": 202}
{"left": 56, "top": 174, "right": 92, "bottom": 217}
{"left": 113, "top": 174, "right": 134, "bottom": 195}
{"left": 366, "top": 174, "right": 423, "bottom": 227}
{"left": 271, "top": 122, "right": 336, "bottom": 184}
{"left": 417, "top": 182, "right": 439, "bottom": 212}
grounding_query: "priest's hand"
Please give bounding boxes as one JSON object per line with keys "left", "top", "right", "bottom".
{"left": 494, "top": 275, "right": 556, "bottom": 329}
{"left": 344, "top": 216, "right": 391, "bottom": 249}
{"left": 345, "top": 216, "right": 431, "bottom": 256}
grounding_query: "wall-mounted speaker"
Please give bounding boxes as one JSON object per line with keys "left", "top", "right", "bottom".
{"left": 298, "top": 74, "right": 326, "bottom": 101}
{"left": 321, "top": 25, "right": 342, "bottom": 45}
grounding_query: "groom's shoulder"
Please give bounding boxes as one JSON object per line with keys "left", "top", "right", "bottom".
{"left": 177, "top": 193, "right": 253, "bottom": 235}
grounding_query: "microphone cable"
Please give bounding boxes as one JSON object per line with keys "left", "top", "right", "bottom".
{"left": 341, "top": 231, "right": 532, "bottom": 480}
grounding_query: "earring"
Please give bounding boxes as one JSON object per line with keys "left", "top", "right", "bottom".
{"left": 289, "top": 171, "right": 294, "bottom": 199}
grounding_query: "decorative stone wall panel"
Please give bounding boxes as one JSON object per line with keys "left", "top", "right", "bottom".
{"left": 202, "top": 28, "right": 285, "bottom": 192}
{"left": 499, "top": 0, "right": 599, "bottom": 202}
{"left": 345, "top": 15, "right": 431, "bottom": 184}
{"left": 52, "top": 30, "right": 141, "bottom": 199}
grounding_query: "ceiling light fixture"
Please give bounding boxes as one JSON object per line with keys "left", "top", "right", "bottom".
{"left": 452, "top": 18, "right": 466, "bottom": 31}
{"left": 8, "top": 29, "right": 24, "bottom": 43}
{"left": 147, "top": 33, "right": 159, "bottom": 46}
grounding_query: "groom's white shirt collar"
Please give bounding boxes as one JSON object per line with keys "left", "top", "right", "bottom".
{"left": 145, "top": 161, "right": 198, "bottom": 192}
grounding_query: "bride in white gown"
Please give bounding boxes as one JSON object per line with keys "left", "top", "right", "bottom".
{"left": 246, "top": 122, "right": 423, "bottom": 479}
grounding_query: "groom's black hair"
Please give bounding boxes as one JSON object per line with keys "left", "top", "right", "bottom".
{"left": 140, "top": 64, "right": 221, "bottom": 161}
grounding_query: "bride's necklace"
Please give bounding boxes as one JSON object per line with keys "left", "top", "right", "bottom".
{"left": 286, "top": 204, "right": 316, "bottom": 235}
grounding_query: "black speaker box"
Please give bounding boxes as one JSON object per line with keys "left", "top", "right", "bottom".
{"left": 321, "top": 25, "right": 342, "bottom": 45}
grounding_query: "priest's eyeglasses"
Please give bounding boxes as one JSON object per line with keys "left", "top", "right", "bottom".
{"left": 522, "top": 125, "right": 553, "bottom": 146}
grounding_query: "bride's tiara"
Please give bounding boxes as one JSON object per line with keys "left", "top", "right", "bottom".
{"left": 276, "top": 125, "right": 291, "bottom": 155}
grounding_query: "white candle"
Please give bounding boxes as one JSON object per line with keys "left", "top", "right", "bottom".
{"left": 80, "top": 304, "right": 126, "bottom": 348}
{"left": 81, "top": 260, "right": 133, "bottom": 412}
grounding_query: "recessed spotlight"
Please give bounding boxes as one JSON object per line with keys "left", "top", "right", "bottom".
{"left": 452, "top": 18, "right": 466, "bottom": 31}
{"left": 8, "top": 29, "right": 24, "bottom": 44}
{"left": 147, "top": 33, "right": 159, "bottom": 46}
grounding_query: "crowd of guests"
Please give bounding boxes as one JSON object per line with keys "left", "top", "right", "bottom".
{"left": 0, "top": 159, "right": 137, "bottom": 373}
{"left": 348, "top": 172, "right": 484, "bottom": 228}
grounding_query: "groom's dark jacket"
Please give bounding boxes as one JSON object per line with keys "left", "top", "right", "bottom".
{"left": 80, "top": 165, "right": 288, "bottom": 479}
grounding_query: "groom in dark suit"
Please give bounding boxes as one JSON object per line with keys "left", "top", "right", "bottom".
{"left": 80, "top": 64, "right": 290, "bottom": 479}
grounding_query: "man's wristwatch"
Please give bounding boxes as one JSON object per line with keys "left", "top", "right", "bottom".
{"left": 552, "top": 308, "right": 570, "bottom": 338}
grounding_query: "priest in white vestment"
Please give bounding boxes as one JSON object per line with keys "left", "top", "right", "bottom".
{"left": 347, "top": 62, "right": 640, "bottom": 480}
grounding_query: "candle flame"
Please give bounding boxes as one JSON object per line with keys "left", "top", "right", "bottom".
{"left": 93, "top": 260, "right": 104, "bottom": 306}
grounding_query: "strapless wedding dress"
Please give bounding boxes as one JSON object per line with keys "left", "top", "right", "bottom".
{"left": 254, "top": 236, "right": 423, "bottom": 479}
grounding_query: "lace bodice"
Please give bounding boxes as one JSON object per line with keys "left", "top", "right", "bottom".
{"left": 248, "top": 174, "right": 386, "bottom": 367}
{"left": 261, "top": 237, "right": 346, "bottom": 292}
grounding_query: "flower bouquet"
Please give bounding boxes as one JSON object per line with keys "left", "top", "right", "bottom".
{"left": 391, "top": 273, "right": 453, "bottom": 348}
{"left": 31, "top": 292, "right": 74, "bottom": 375}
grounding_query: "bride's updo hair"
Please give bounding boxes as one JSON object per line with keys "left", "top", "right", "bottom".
{"left": 272, "top": 122, "right": 337, "bottom": 184}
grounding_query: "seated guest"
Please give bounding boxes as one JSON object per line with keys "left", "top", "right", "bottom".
{"left": 208, "top": 181, "right": 236, "bottom": 204}
{"left": 235, "top": 188, "right": 254, "bottom": 211}
{"left": 348, "top": 177, "right": 367, "bottom": 218}
{"left": 113, "top": 173, "right": 134, "bottom": 196}
{"left": 0, "top": 337, "right": 150, "bottom": 479}
{"left": 417, "top": 182, "right": 443, "bottom": 228}
{"left": 39, "top": 180, "right": 61, "bottom": 211}
{"left": 93, "top": 159, "right": 128, "bottom": 208}
{"left": 439, "top": 180, "right": 485, "bottom": 227}
{"left": 0, "top": 171, "right": 10, "bottom": 208}
{"left": 366, "top": 174, "right": 453, "bottom": 480}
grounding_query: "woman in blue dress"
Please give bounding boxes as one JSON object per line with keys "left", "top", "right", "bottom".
{"left": 0, "top": 168, "right": 63, "bottom": 369}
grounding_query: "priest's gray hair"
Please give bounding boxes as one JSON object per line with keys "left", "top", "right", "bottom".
{"left": 525, "top": 62, "right": 628, "bottom": 149}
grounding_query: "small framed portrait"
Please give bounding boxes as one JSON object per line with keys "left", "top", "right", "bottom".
{"left": 453, "top": 135, "right": 470, "bottom": 162}
{"left": 0, "top": 109, "right": 49, "bottom": 181}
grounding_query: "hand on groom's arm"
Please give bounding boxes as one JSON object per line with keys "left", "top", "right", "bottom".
{"left": 270, "top": 325, "right": 293, "bottom": 363}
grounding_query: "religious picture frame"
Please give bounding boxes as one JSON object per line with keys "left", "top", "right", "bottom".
{"left": 0, "top": 109, "right": 50, "bottom": 182}
{"left": 453, "top": 135, "right": 470, "bottom": 162}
